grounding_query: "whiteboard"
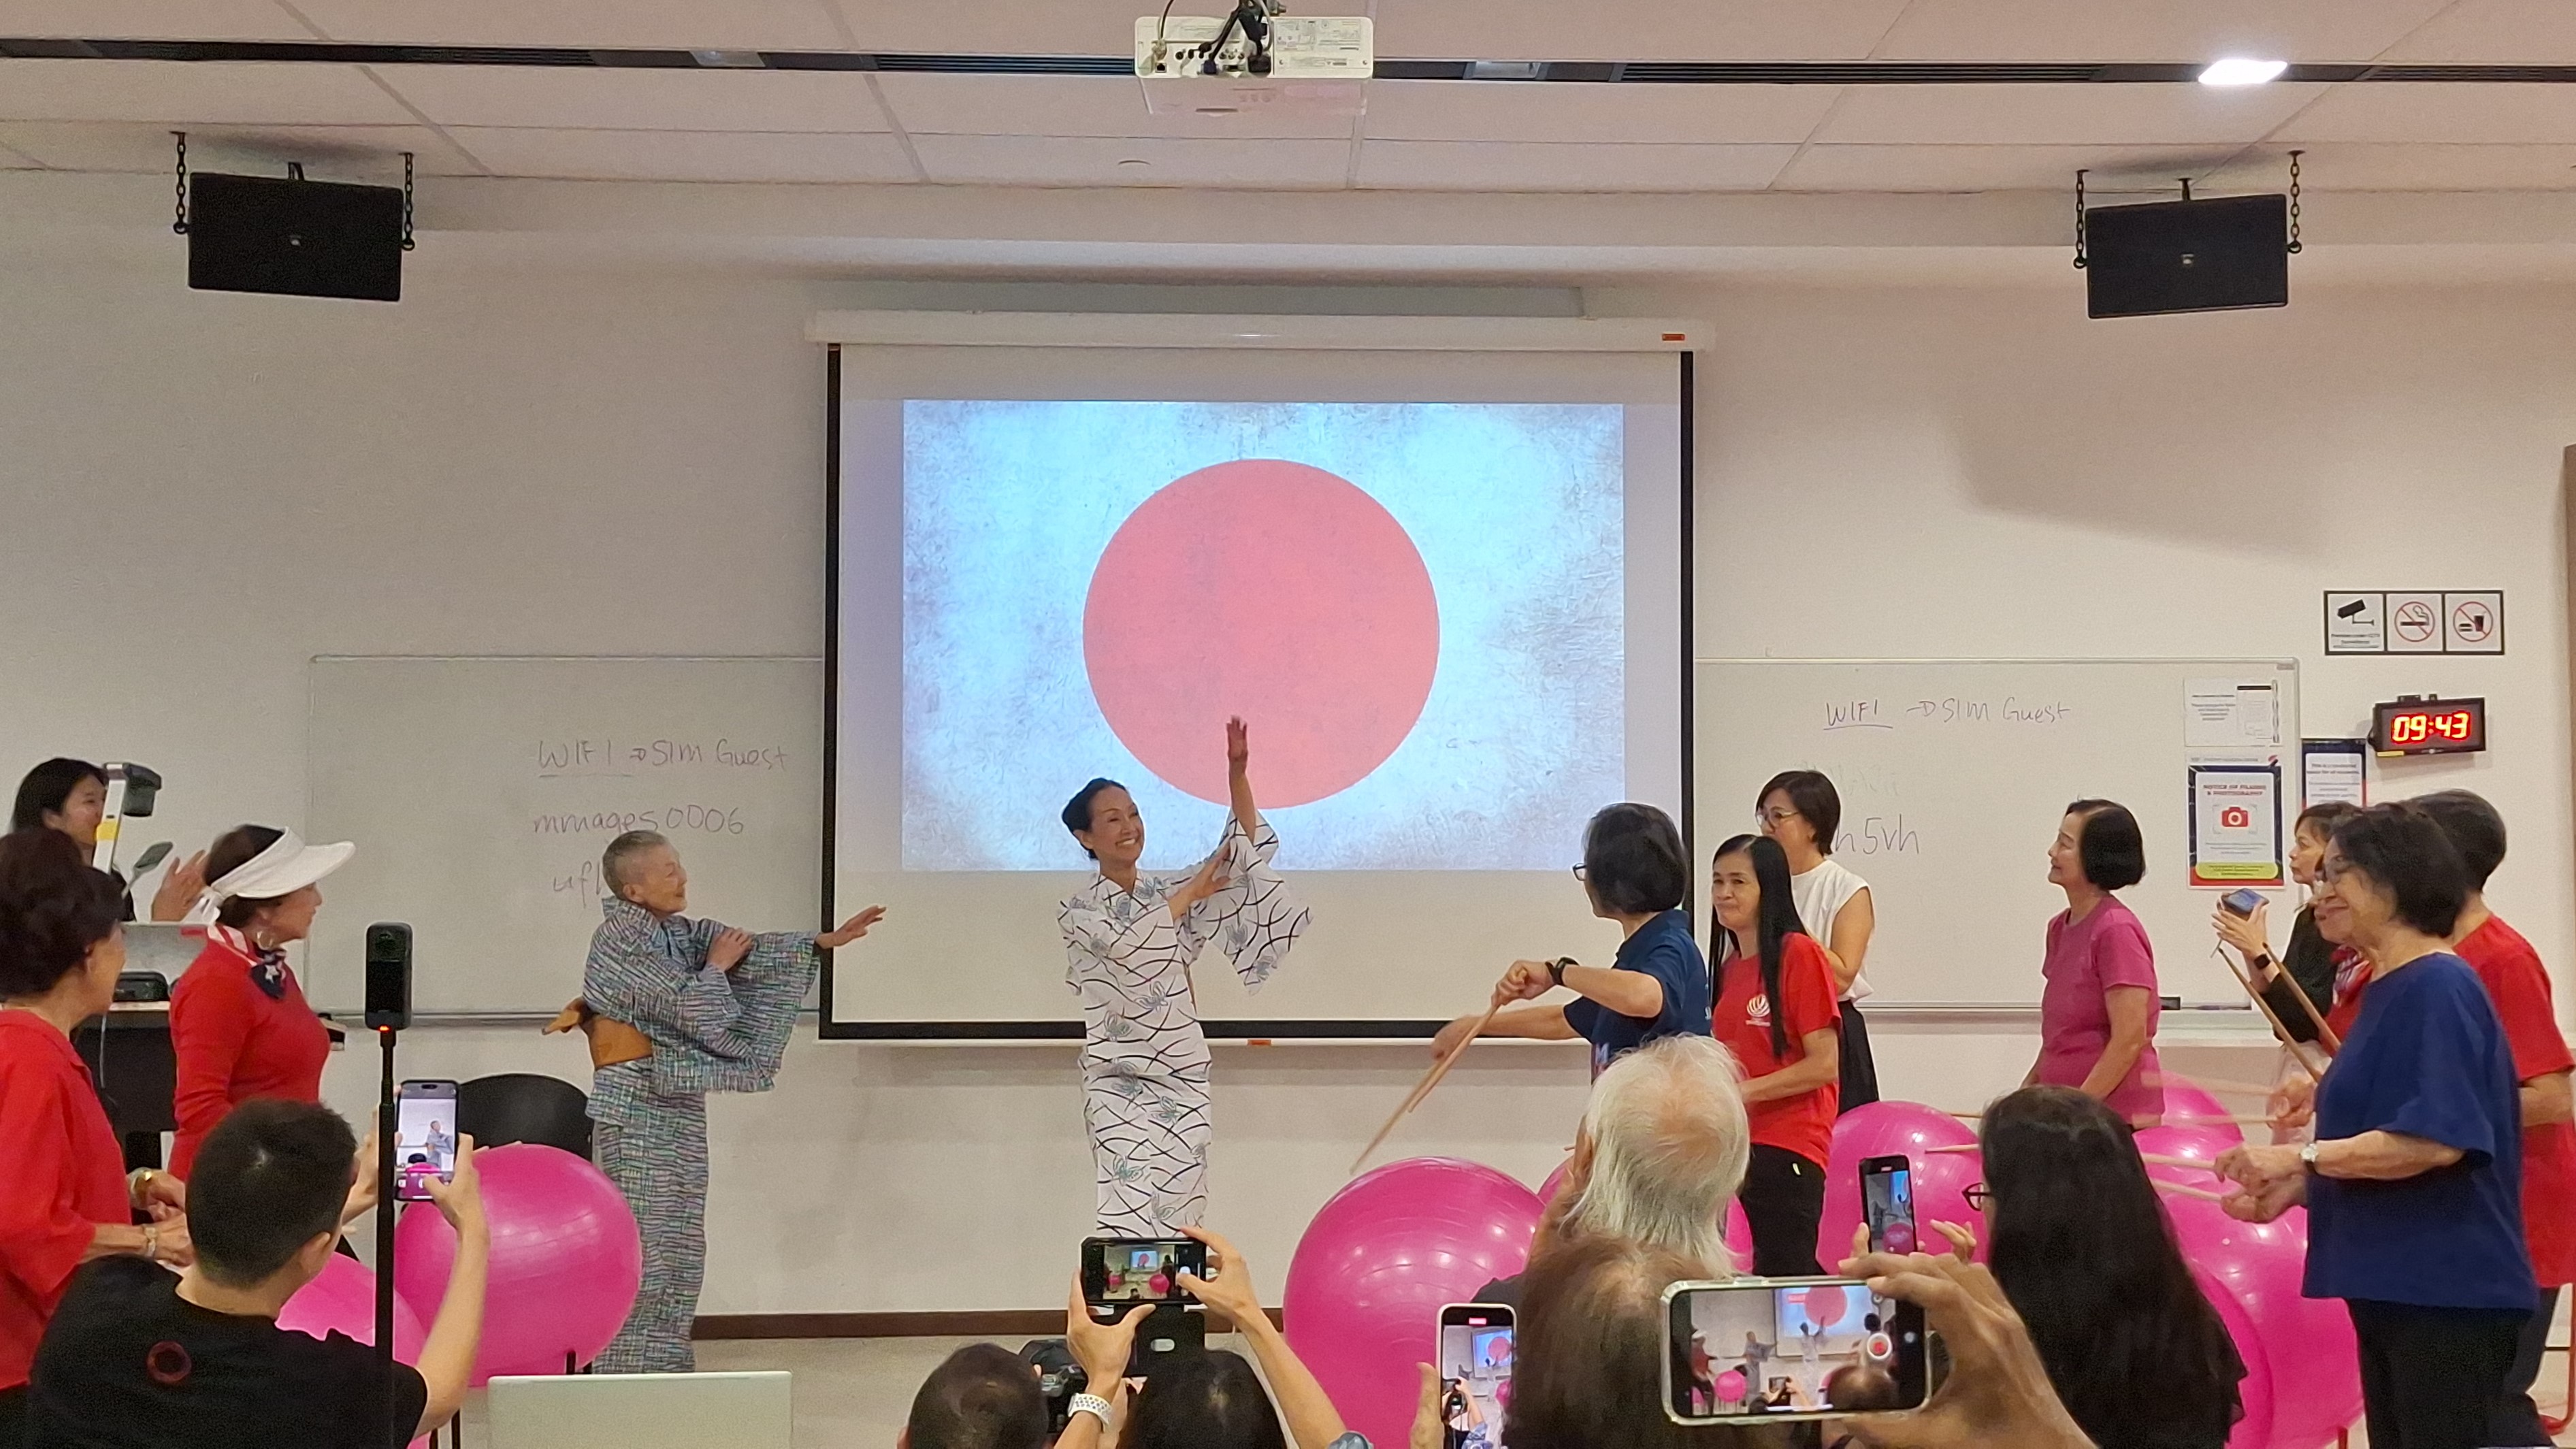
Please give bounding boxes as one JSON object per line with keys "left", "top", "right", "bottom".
{"left": 1693, "top": 659, "right": 2299, "bottom": 1010}
{"left": 307, "top": 658, "right": 822, "bottom": 1015}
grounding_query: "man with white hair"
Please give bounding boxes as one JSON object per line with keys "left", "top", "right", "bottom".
{"left": 1475, "top": 1034, "right": 1754, "bottom": 1305}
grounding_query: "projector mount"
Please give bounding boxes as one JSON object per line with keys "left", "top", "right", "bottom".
{"left": 2072, "top": 148, "right": 2301, "bottom": 270}
{"left": 172, "top": 129, "right": 416, "bottom": 251}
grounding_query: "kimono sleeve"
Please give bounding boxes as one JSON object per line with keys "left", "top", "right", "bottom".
{"left": 1188, "top": 817, "right": 1309, "bottom": 991}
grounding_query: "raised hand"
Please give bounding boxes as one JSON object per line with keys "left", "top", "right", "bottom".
{"left": 148, "top": 850, "right": 207, "bottom": 923}
{"left": 1226, "top": 717, "right": 1250, "bottom": 777}
{"left": 819, "top": 905, "right": 886, "bottom": 951}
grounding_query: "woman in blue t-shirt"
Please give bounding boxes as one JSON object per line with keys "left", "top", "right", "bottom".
{"left": 1433, "top": 802, "right": 1712, "bottom": 1077}
{"left": 2217, "top": 803, "right": 2533, "bottom": 1449}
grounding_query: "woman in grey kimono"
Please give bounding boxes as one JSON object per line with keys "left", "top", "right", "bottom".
{"left": 1058, "top": 719, "right": 1308, "bottom": 1235}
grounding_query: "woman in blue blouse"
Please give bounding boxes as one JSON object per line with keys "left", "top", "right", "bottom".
{"left": 2216, "top": 803, "right": 2532, "bottom": 1449}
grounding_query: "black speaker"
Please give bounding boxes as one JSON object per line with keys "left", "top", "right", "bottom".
{"left": 2084, "top": 193, "right": 2288, "bottom": 319}
{"left": 363, "top": 922, "right": 412, "bottom": 1030}
{"left": 186, "top": 171, "right": 403, "bottom": 302}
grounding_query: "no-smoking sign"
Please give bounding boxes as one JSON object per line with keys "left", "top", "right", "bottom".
{"left": 2389, "top": 593, "right": 2443, "bottom": 653}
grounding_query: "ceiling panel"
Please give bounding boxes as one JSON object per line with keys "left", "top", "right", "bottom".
{"left": 1359, "top": 79, "right": 1839, "bottom": 144}
{"left": 1356, "top": 139, "right": 1796, "bottom": 190}
{"left": 374, "top": 65, "right": 890, "bottom": 133}
{"left": 1369, "top": 1, "right": 1916, "bottom": 62}
{"left": 2274, "top": 84, "right": 2576, "bottom": 145}
{"left": 829, "top": 0, "right": 1140, "bottom": 55}
{"left": 0, "top": 119, "right": 481, "bottom": 174}
{"left": 0, "top": 59, "right": 417, "bottom": 124}
{"left": 875, "top": 74, "right": 1352, "bottom": 139}
{"left": 2379, "top": 0, "right": 2576, "bottom": 63}
{"left": 910, "top": 133, "right": 1350, "bottom": 187}
{"left": 446, "top": 126, "right": 915, "bottom": 183}
{"left": 1874, "top": 0, "right": 2449, "bottom": 61}
{"left": 0, "top": 135, "right": 42, "bottom": 167}
{"left": 2202, "top": 142, "right": 2576, "bottom": 191}
{"left": 1814, "top": 83, "right": 2325, "bottom": 146}
{"left": 1774, "top": 142, "right": 2232, "bottom": 193}
{"left": 0, "top": 1, "right": 310, "bottom": 40}
{"left": 290, "top": 0, "right": 847, "bottom": 50}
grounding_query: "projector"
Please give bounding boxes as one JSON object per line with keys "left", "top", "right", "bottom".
{"left": 1137, "top": 11, "right": 1371, "bottom": 115}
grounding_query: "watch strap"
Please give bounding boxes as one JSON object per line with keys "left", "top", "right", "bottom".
{"left": 1069, "top": 1392, "right": 1115, "bottom": 1428}
{"left": 1548, "top": 956, "right": 1574, "bottom": 987}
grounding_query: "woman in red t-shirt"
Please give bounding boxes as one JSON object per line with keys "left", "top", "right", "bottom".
{"left": 169, "top": 826, "right": 352, "bottom": 1179}
{"left": 1710, "top": 834, "right": 1842, "bottom": 1277}
{"left": 0, "top": 831, "right": 191, "bottom": 1440}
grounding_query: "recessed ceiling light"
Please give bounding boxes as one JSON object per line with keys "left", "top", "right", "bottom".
{"left": 2199, "top": 57, "right": 2289, "bottom": 86}
{"left": 689, "top": 48, "right": 766, "bottom": 68}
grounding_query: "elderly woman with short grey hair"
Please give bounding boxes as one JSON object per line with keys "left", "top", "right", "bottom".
{"left": 547, "top": 829, "right": 881, "bottom": 1373}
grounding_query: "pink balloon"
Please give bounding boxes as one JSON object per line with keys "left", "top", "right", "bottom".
{"left": 393, "top": 1144, "right": 642, "bottom": 1386}
{"left": 1716, "top": 1368, "right": 1748, "bottom": 1403}
{"left": 2192, "top": 1263, "right": 2276, "bottom": 1449}
{"left": 1285, "top": 1157, "right": 1544, "bottom": 1449}
{"left": 278, "top": 1253, "right": 425, "bottom": 1364}
{"left": 1819, "top": 1102, "right": 1979, "bottom": 1264}
{"left": 2158, "top": 1077, "right": 2246, "bottom": 1144}
{"left": 2160, "top": 1193, "right": 2360, "bottom": 1448}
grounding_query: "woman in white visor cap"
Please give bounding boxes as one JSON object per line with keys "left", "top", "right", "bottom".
{"left": 168, "top": 827, "right": 353, "bottom": 1178}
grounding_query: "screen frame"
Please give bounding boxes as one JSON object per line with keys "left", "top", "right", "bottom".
{"left": 819, "top": 337, "right": 1697, "bottom": 1040}
{"left": 2369, "top": 696, "right": 2487, "bottom": 757}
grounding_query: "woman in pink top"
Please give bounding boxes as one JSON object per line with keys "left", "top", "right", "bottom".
{"left": 2027, "top": 799, "right": 2164, "bottom": 1127}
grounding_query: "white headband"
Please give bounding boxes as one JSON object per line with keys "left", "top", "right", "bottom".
{"left": 181, "top": 828, "right": 355, "bottom": 927}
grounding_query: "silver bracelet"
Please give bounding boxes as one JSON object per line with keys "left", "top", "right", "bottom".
{"left": 1069, "top": 1392, "right": 1114, "bottom": 1429}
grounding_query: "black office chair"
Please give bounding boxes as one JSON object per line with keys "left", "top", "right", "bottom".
{"left": 456, "top": 1073, "right": 593, "bottom": 1160}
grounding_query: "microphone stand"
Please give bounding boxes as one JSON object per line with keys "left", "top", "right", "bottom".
{"left": 376, "top": 1024, "right": 401, "bottom": 1449}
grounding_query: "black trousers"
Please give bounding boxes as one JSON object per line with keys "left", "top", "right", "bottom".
{"left": 2347, "top": 1298, "right": 2529, "bottom": 1449}
{"left": 1836, "top": 1003, "right": 1880, "bottom": 1113}
{"left": 1740, "top": 1144, "right": 1827, "bottom": 1277}
{"left": 2490, "top": 1283, "right": 2560, "bottom": 1448}
{"left": 0, "top": 1382, "right": 24, "bottom": 1448}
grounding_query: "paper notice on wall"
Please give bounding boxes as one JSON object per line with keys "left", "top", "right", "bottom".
{"left": 2185, "top": 678, "right": 2281, "bottom": 750}
{"left": 2189, "top": 763, "right": 2285, "bottom": 886}
{"left": 2301, "top": 738, "right": 2368, "bottom": 808}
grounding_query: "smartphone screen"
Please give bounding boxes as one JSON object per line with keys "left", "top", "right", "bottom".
{"left": 1437, "top": 1304, "right": 1513, "bottom": 1449}
{"left": 393, "top": 1080, "right": 459, "bottom": 1202}
{"left": 1861, "top": 1155, "right": 1917, "bottom": 1255}
{"left": 2220, "top": 888, "right": 2266, "bottom": 917}
{"left": 1663, "top": 1278, "right": 1929, "bottom": 1424}
{"left": 1081, "top": 1238, "right": 1208, "bottom": 1305}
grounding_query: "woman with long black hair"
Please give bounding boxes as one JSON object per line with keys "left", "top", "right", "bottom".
{"left": 1709, "top": 834, "right": 1840, "bottom": 1276}
{"left": 1974, "top": 1086, "right": 2244, "bottom": 1449}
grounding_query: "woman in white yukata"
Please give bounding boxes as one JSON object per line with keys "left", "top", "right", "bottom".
{"left": 1058, "top": 719, "right": 1309, "bottom": 1235}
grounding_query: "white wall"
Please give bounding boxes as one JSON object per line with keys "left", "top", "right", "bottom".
{"left": 4, "top": 241, "right": 2569, "bottom": 1314}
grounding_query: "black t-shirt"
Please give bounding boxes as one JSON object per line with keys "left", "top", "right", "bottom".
{"left": 27, "top": 1258, "right": 429, "bottom": 1449}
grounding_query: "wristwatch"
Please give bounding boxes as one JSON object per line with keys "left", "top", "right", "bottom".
{"left": 1548, "top": 957, "right": 1575, "bottom": 988}
{"left": 2299, "top": 1141, "right": 2321, "bottom": 1171}
{"left": 1069, "top": 1392, "right": 1115, "bottom": 1430}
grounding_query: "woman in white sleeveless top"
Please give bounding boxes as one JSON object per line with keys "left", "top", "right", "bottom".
{"left": 1755, "top": 770, "right": 1879, "bottom": 1109}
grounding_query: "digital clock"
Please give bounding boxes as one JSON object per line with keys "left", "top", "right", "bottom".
{"left": 2370, "top": 696, "right": 2486, "bottom": 757}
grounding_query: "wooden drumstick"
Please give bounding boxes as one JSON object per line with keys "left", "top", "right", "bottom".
{"left": 1352, "top": 1002, "right": 1502, "bottom": 1175}
{"left": 2215, "top": 949, "right": 2324, "bottom": 1084}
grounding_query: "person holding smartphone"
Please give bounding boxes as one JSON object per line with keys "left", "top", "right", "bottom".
{"left": 1709, "top": 834, "right": 1841, "bottom": 1277}
{"left": 2212, "top": 800, "right": 2360, "bottom": 1052}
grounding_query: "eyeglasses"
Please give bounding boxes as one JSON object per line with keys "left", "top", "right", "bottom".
{"left": 2316, "top": 855, "right": 2355, "bottom": 887}
{"left": 1756, "top": 807, "right": 1800, "bottom": 827}
{"left": 1962, "top": 1183, "right": 1990, "bottom": 1211}
{"left": 1571, "top": 864, "right": 1589, "bottom": 881}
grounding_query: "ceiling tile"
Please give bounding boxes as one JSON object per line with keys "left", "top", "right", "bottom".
{"left": 0, "top": 1, "right": 311, "bottom": 40}
{"left": 290, "top": 0, "right": 847, "bottom": 50}
{"left": 875, "top": 74, "right": 1352, "bottom": 140}
{"left": 1814, "top": 83, "right": 2326, "bottom": 146}
{"left": 0, "top": 59, "right": 417, "bottom": 124}
{"left": 909, "top": 133, "right": 1349, "bottom": 187}
{"left": 1369, "top": 1, "right": 1916, "bottom": 62}
{"left": 0, "top": 135, "right": 42, "bottom": 167}
{"left": 1774, "top": 143, "right": 2232, "bottom": 193}
{"left": 1359, "top": 80, "right": 1840, "bottom": 144}
{"left": 0, "top": 119, "right": 482, "bottom": 175}
{"left": 2379, "top": 0, "right": 2576, "bottom": 63}
{"left": 444, "top": 126, "right": 915, "bottom": 182}
{"left": 373, "top": 65, "right": 889, "bottom": 133}
{"left": 1356, "top": 139, "right": 1795, "bottom": 190}
{"left": 1874, "top": 0, "right": 2449, "bottom": 61}
{"left": 829, "top": 1, "right": 1142, "bottom": 54}
{"left": 2274, "top": 84, "right": 2576, "bottom": 145}
{"left": 2202, "top": 142, "right": 2576, "bottom": 191}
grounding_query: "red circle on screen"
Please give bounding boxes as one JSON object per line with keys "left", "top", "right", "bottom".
{"left": 1799, "top": 1284, "right": 1851, "bottom": 1325}
{"left": 1084, "top": 459, "right": 1439, "bottom": 809}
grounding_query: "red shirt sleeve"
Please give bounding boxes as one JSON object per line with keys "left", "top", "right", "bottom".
{"left": 2473, "top": 937, "right": 2575, "bottom": 1084}
{"left": 169, "top": 962, "right": 253, "bottom": 1179}
{"left": 0, "top": 1056, "right": 107, "bottom": 1305}
{"left": 1779, "top": 934, "right": 1844, "bottom": 1043}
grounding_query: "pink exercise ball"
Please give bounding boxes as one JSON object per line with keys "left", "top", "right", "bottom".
{"left": 392, "top": 1143, "right": 642, "bottom": 1386}
{"left": 2159, "top": 1077, "right": 2246, "bottom": 1144}
{"left": 1819, "top": 1101, "right": 1979, "bottom": 1264}
{"left": 2192, "top": 1263, "right": 2277, "bottom": 1449}
{"left": 2163, "top": 1192, "right": 2360, "bottom": 1448}
{"left": 2135, "top": 1123, "right": 2239, "bottom": 1191}
{"left": 279, "top": 1252, "right": 425, "bottom": 1363}
{"left": 1285, "top": 1157, "right": 1543, "bottom": 1449}
{"left": 1715, "top": 1368, "right": 1748, "bottom": 1404}
{"left": 1541, "top": 1158, "right": 1753, "bottom": 1268}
